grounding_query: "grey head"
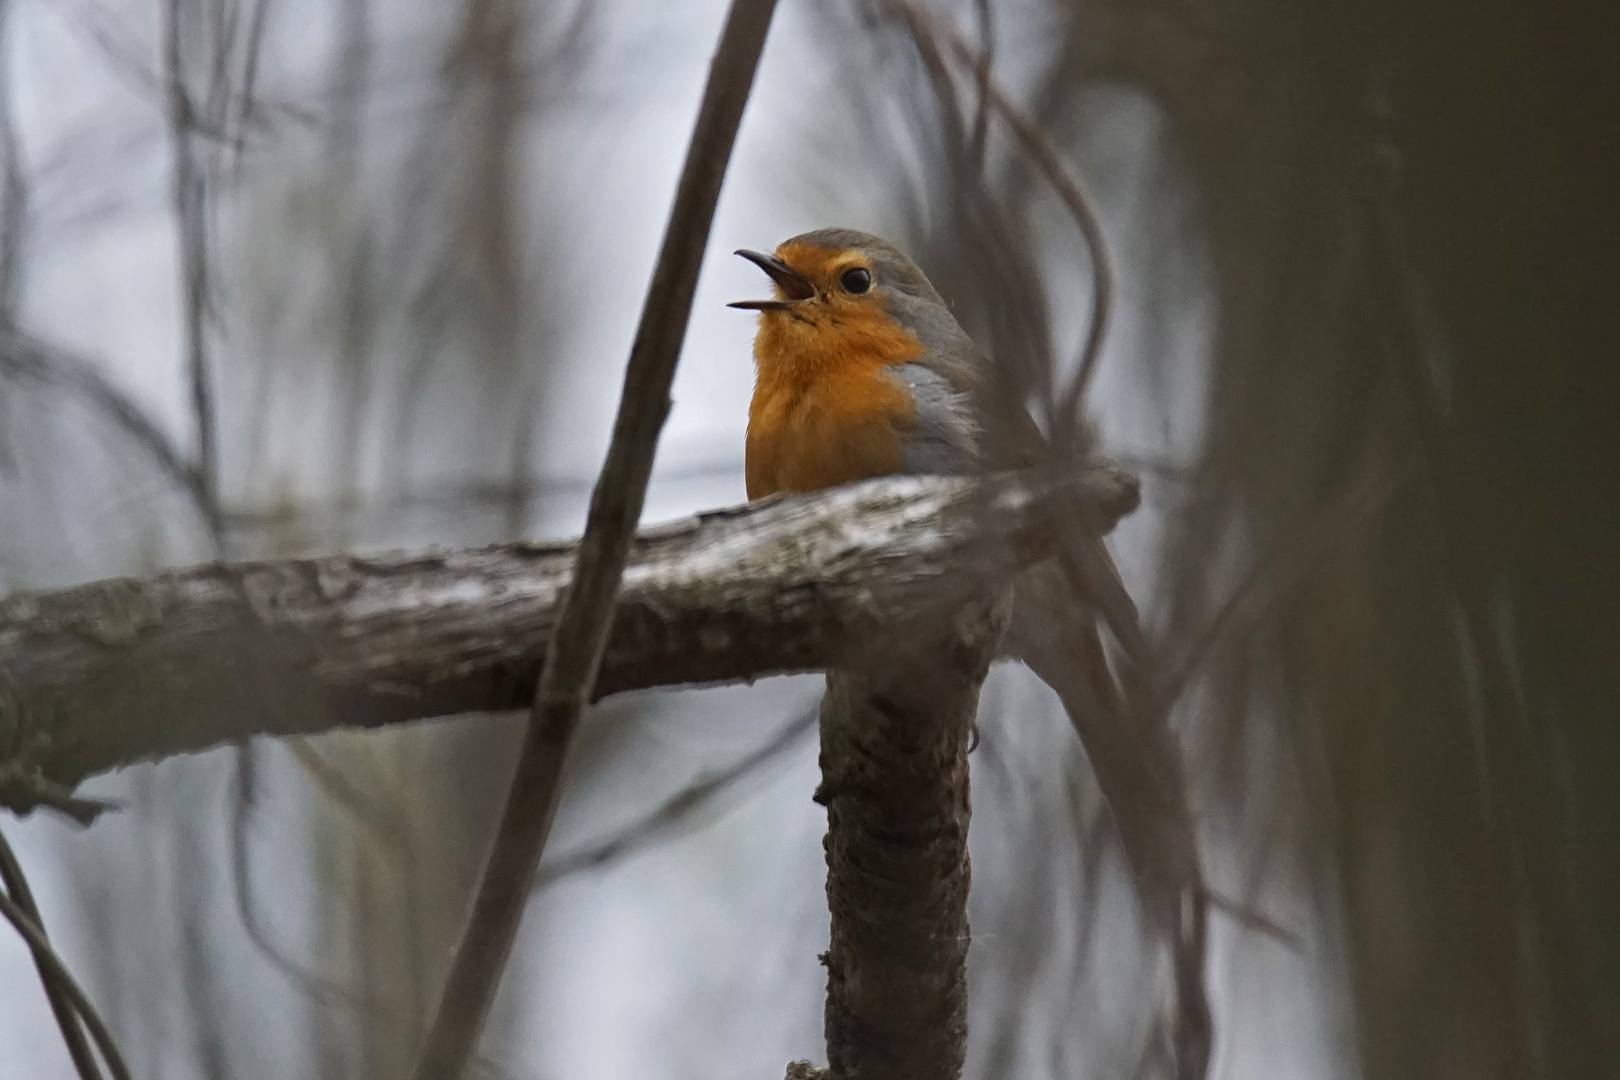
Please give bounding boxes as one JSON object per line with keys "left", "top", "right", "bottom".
{"left": 785, "top": 228, "right": 980, "bottom": 370}
{"left": 731, "top": 227, "right": 986, "bottom": 396}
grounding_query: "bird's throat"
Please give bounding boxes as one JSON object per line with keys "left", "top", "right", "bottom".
{"left": 745, "top": 311, "right": 926, "bottom": 499}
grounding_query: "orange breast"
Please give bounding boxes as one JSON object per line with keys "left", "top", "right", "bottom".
{"left": 745, "top": 305, "right": 926, "bottom": 499}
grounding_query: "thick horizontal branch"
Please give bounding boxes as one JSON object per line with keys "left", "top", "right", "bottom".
{"left": 0, "top": 467, "right": 1137, "bottom": 800}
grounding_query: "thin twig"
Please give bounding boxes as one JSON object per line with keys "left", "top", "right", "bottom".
{"left": 950, "top": 33, "right": 1112, "bottom": 445}
{"left": 0, "top": 829, "right": 103, "bottom": 1080}
{"left": 228, "top": 747, "right": 519, "bottom": 1076}
{"left": 887, "top": 0, "right": 1060, "bottom": 465}
{"left": 534, "top": 702, "right": 817, "bottom": 889}
{"left": 228, "top": 0, "right": 272, "bottom": 181}
{"left": 163, "top": 0, "right": 219, "bottom": 512}
{"left": 1204, "top": 888, "right": 1302, "bottom": 951}
{"left": 282, "top": 736, "right": 430, "bottom": 1024}
{"left": 0, "top": 892, "right": 132, "bottom": 1080}
{"left": 1057, "top": 538, "right": 1213, "bottom": 1080}
{"left": 230, "top": 745, "right": 360, "bottom": 1010}
{"left": 967, "top": 0, "right": 993, "bottom": 168}
{"left": 0, "top": 0, "right": 25, "bottom": 325}
{"left": 0, "top": 330, "right": 208, "bottom": 517}
{"left": 412, "top": 3, "right": 780, "bottom": 1076}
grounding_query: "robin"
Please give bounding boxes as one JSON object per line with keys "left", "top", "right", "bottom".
{"left": 729, "top": 228, "right": 988, "bottom": 500}
{"left": 728, "top": 225, "right": 1114, "bottom": 737}
{"left": 732, "top": 230, "right": 1207, "bottom": 1076}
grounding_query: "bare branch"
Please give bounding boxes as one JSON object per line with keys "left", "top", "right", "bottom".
{"left": 163, "top": 0, "right": 220, "bottom": 512}
{"left": 412, "top": 3, "right": 782, "bottom": 1074}
{"left": 534, "top": 702, "right": 817, "bottom": 889}
{"left": 0, "top": 828, "right": 103, "bottom": 1080}
{"left": 0, "top": 890, "right": 131, "bottom": 1080}
{"left": 0, "top": 467, "right": 1137, "bottom": 805}
{"left": 0, "top": 330, "right": 209, "bottom": 517}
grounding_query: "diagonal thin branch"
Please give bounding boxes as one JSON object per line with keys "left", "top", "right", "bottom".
{"left": 412, "top": 3, "right": 780, "bottom": 1076}
{"left": 534, "top": 701, "right": 817, "bottom": 890}
{"left": 0, "top": 329, "right": 210, "bottom": 518}
{"left": 0, "top": 828, "right": 103, "bottom": 1080}
{"left": 0, "top": 889, "right": 131, "bottom": 1080}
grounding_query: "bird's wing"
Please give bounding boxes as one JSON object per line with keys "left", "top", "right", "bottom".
{"left": 887, "top": 362, "right": 980, "bottom": 475}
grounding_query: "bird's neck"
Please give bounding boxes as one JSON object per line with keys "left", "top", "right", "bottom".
{"left": 750, "top": 306, "right": 924, "bottom": 393}
{"left": 744, "top": 307, "right": 930, "bottom": 499}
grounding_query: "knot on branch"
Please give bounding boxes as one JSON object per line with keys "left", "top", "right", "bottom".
{"left": 0, "top": 678, "right": 114, "bottom": 826}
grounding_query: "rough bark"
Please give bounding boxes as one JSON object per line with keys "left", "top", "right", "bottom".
{"left": 818, "top": 588, "right": 1008, "bottom": 1080}
{"left": 0, "top": 467, "right": 1138, "bottom": 809}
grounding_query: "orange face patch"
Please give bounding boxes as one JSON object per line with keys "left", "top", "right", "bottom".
{"left": 773, "top": 240, "right": 871, "bottom": 289}
{"left": 749, "top": 242, "right": 924, "bottom": 380}
{"left": 744, "top": 243, "right": 927, "bottom": 499}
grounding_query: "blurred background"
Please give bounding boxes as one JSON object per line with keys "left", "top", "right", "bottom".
{"left": 0, "top": 1, "right": 1614, "bottom": 1078}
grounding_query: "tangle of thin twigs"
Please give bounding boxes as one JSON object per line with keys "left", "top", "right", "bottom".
{"left": 894, "top": 0, "right": 1115, "bottom": 448}
{"left": 891, "top": 7, "right": 1211, "bottom": 1076}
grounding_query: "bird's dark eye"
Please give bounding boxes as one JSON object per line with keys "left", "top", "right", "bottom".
{"left": 840, "top": 267, "right": 872, "bottom": 294}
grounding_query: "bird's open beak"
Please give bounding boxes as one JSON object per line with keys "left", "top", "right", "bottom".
{"left": 728, "top": 249, "right": 815, "bottom": 310}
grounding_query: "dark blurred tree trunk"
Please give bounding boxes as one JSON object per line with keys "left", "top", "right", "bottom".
{"left": 1367, "top": 5, "right": 1620, "bottom": 1074}
{"left": 1085, "top": 0, "right": 1620, "bottom": 1075}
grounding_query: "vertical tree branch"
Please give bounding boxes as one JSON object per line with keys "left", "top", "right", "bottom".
{"left": 0, "top": 0, "right": 26, "bottom": 325}
{"left": 411, "top": 3, "right": 779, "bottom": 1077}
{"left": 163, "top": 0, "right": 218, "bottom": 512}
{"left": 817, "top": 592, "right": 1009, "bottom": 1080}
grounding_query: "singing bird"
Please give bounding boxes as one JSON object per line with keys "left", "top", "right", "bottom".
{"left": 729, "top": 228, "right": 987, "bottom": 500}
